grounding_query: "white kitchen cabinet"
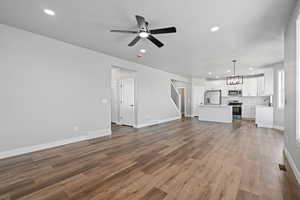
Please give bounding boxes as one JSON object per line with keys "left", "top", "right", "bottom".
{"left": 255, "top": 106, "right": 273, "bottom": 128}
{"left": 264, "top": 68, "right": 274, "bottom": 96}
{"left": 257, "top": 76, "right": 265, "bottom": 96}
{"left": 198, "top": 105, "right": 232, "bottom": 123}
{"left": 206, "top": 80, "right": 224, "bottom": 91}
{"left": 206, "top": 71, "right": 272, "bottom": 97}
{"left": 242, "top": 77, "right": 257, "bottom": 96}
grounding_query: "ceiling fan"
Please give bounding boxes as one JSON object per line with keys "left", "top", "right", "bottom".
{"left": 110, "top": 15, "right": 177, "bottom": 48}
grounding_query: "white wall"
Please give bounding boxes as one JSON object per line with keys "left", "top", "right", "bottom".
{"left": 0, "top": 24, "right": 188, "bottom": 155}
{"left": 191, "top": 78, "right": 206, "bottom": 116}
{"left": 111, "top": 68, "right": 120, "bottom": 124}
{"left": 270, "top": 62, "right": 285, "bottom": 128}
{"left": 284, "top": 0, "right": 300, "bottom": 178}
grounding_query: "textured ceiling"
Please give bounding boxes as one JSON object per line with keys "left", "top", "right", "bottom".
{"left": 0, "top": 0, "right": 296, "bottom": 78}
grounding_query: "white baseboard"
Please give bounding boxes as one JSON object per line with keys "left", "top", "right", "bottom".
{"left": 185, "top": 114, "right": 194, "bottom": 117}
{"left": 257, "top": 124, "right": 274, "bottom": 128}
{"left": 273, "top": 125, "right": 285, "bottom": 131}
{"left": 284, "top": 148, "right": 300, "bottom": 184}
{"left": 136, "top": 116, "right": 181, "bottom": 128}
{"left": 87, "top": 129, "right": 111, "bottom": 139}
{"left": 0, "top": 129, "right": 111, "bottom": 160}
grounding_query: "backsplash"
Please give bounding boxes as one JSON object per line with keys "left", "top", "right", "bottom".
{"left": 222, "top": 96, "right": 270, "bottom": 106}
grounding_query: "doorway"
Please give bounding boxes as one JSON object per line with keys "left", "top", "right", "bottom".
{"left": 111, "top": 67, "right": 136, "bottom": 127}
{"left": 177, "top": 87, "right": 186, "bottom": 117}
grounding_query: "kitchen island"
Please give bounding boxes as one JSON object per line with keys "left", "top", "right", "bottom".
{"left": 198, "top": 105, "right": 232, "bottom": 123}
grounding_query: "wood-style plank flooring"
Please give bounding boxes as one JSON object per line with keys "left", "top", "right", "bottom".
{"left": 0, "top": 118, "right": 299, "bottom": 200}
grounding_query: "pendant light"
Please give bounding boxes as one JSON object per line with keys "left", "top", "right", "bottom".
{"left": 226, "top": 60, "right": 243, "bottom": 85}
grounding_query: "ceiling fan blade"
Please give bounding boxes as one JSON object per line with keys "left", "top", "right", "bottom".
{"left": 110, "top": 30, "right": 138, "bottom": 33}
{"left": 135, "top": 15, "right": 146, "bottom": 29}
{"left": 150, "top": 27, "right": 177, "bottom": 34}
{"left": 128, "top": 36, "right": 141, "bottom": 46}
{"left": 148, "top": 35, "right": 164, "bottom": 48}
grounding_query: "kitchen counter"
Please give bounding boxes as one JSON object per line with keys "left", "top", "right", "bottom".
{"left": 198, "top": 105, "right": 232, "bottom": 123}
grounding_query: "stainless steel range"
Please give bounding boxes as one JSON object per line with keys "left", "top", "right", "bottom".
{"left": 228, "top": 101, "right": 242, "bottom": 119}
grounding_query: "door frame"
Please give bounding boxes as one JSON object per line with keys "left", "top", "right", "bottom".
{"left": 111, "top": 66, "right": 138, "bottom": 128}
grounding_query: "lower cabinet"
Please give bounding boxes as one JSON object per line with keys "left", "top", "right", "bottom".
{"left": 255, "top": 106, "right": 274, "bottom": 128}
{"left": 242, "top": 105, "right": 256, "bottom": 119}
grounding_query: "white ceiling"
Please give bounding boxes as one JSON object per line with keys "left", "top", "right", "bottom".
{"left": 0, "top": 0, "right": 296, "bottom": 78}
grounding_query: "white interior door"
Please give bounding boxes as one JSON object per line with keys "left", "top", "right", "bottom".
{"left": 120, "top": 78, "right": 135, "bottom": 126}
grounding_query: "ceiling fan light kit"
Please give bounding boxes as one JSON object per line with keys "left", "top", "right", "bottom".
{"left": 226, "top": 60, "right": 243, "bottom": 85}
{"left": 110, "top": 15, "right": 176, "bottom": 48}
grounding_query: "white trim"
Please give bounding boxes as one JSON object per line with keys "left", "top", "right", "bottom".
{"left": 136, "top": 116, "right": 181, "bottom": 128}
{"left": 284, "top": 148, "right": 300, "bottom": 184}
{"left": 185, "top": 114, "right": 194, "bottom": 117}
{"left": 257, "top": 124, "right": 273, "bottom": 128}
{"left": 87, "top": 129, "right": 112, "bottom": 139}
{"left": 0, "top": 129, "right": 111, "bottom": 160}
{"left": 296, "top": 15, "right": 300, "bottom": 142}
{"left": 277, "top": 70, "right": 285, "bottom": 110}
{"left": 273, "top": 125, "right": 285, "bottom": 131}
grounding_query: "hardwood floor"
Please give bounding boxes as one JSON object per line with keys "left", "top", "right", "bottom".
{"left": 0, "top": 118, "right": 299, "bottom": 200}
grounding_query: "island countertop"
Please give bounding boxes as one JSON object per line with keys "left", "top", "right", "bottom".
{"left": 198, "top": 105, "right": 232, "bottom": 123}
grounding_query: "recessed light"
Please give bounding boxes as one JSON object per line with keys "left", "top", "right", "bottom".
{"left": 140, "top": 49, "right": 146, "bottom": 53}
{"left": 43, "top": 9, "right": 55, "bottom": 16}
{"left": 249, "top": 67, "right": 254, "bottom": 70}
{"left": 139, "top": 32, "right": 149, "bottom": 38}
{"left": 208, "top": 72, "right": 212, "bottom": 76}
{"left": 227, "top": 70, "right": 231, "bottom": 73}
{"left": 210, "top": 26, "right": 220, "bottom": 32}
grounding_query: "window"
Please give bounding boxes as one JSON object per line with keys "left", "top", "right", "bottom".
{"left": 277, "top": 70, "right": 285, "bottom": 109}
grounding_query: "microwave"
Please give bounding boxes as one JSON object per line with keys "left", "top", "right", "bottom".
{"left": 228, "top": 90, "right": 242, "bottom": 96}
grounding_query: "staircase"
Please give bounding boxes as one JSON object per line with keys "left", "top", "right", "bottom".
{"left": 170, "top": 80, "right": 182, "bottom": 115}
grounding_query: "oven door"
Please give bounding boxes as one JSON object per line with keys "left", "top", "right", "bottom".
{"left": 232, "top": 106, "right": 242, "bottom": 119}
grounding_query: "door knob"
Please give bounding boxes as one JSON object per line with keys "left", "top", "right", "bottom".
{"left": 130, "top": 105, "right": 134, "bottom": 107}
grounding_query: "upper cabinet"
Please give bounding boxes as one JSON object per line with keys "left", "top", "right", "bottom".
{"left": 242, "top": 77, "right": 258, "bottom": 96}
{"left": 205, "top": 68, "right": 273, "bottom": 97}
